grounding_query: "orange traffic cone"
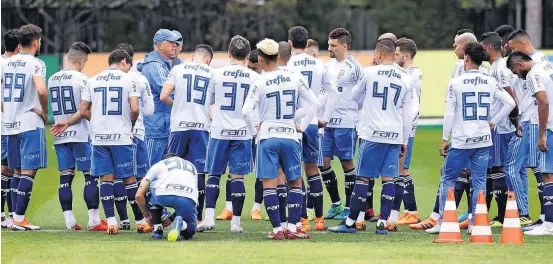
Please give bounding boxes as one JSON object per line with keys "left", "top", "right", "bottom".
{"left": 433, "top": 187, "right": 464, "bottom": 243}
{"left": 470, "top": 191, "right": 493, "bottom": 244}
{"left": 500, "top": 192, "right": 524, "bottom": 244}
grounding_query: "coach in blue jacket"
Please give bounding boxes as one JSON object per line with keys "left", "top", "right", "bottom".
{"left": 137, "top": 29, "right": 181, "bottom": 166}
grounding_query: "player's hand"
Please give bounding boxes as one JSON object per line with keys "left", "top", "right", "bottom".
{"left": 144, "top": 215, "right": 152, "bottom": 226}
{"left": 50, "top": 122, "right": 69, "bottom": 137}
{"left": 488, "top": 121, "right": 496, "bottom": 130}
{"left": 318, "top": 120, "right": 328, "bottom": 128}
{"left": 400, "top": 144, "right": 407, "bottom": 157}
{"left": 538, "top": 135, "right": 548, "bottom": 152}
{"left": 439, "top": 140, "right": 449, "bottom": 157}
{"left": 30, "top": 108, "right": 48, "bottom": 124}
{"left": 296, "top": 124, "right": 303, "bottom": 133}
{"left": 515, "top": 124, "right": 523, "bottom": 137}
{"left": 162, "top": 217, "right": 173, "bottom": 228}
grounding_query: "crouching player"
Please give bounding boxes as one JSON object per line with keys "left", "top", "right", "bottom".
{"left": 136, "top": 154, "right": 199, "bottom": 241}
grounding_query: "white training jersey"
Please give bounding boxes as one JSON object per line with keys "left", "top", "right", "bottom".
{"left": 353, "top": 64, "right": 415, "bottom": 145}
{"left": 166, "top": 62, "right": 214, "bottom": 132}
{"left": 243, "top": 69, "right": 317, "bottom": 142}
{"left": 48, "top": 69, "right": 90, "bottom": 144}
{"left": 518, "top": 51, "right": 549, "bottom": 124}
{"left": 445, "top": 70, "right": 511, "bottom": 149}
{"left": 145, "top": 156, "right": 198, "bottom": 204}
{"left": 127, "top": 71, "right": 154, "bottom": 140}
{"left": 210, "top": 64, "right": 258, "bottom": 140}
{"left": 83, "top": 68, "right": 139, "bottom": 146}
{"left": 527, "top": 61, "right": 553, "bottom": 132}
{"left": 1, "top": 54, "right": 12, "bottom": 135}
{"left": 489, "top": 58, "right": 516, "bottom": 134}
{"left": 325, "top": 55, "right": 364, "bottom": 128}
{"left": 2, "top": 53, "right": 47, "bottom": 135}
{"left": 452, "top": 59, "right": 488, "bottom": 78}
{"left": 401, "top": 66, "right": 423, "bottom": 137}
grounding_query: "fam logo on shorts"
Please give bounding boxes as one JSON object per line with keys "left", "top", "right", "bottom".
{"left": 288, "top": 164, "right": 301, "bottom": 172}
{"left": 76, "top": 156, "right": 91, "bottom": 162}
{"left": 237, "top": 161, "right": 250, "bottom": 168}
{"left": 195, "top": 158, "right": 206, "bottom": 164}
{"left": 117, "top": 161, "right": 133, "bottom": 168}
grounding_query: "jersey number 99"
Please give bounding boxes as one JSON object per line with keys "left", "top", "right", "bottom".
{"left": 3, "top": 73, "right": 25, "bottom": 102}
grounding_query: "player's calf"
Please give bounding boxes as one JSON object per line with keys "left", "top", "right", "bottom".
{"left": 230, "top": 175, "right": 246, "bottom": 232}
{"left": 58, "top": 170, "right": 78, "bottom": 230}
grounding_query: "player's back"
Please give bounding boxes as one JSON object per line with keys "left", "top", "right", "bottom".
{"left": 488, "top": 58, "right": 516, "bottom": 134}
{"left": 48, "top": 69, "right": 90, "bottom": 144}
{"left": 2, "top": 53, "right": 46, "bottom": 135}
{"left": 527, "top": 61, "right": 553, "bottom": 130}
{"left": 448, "top": 70, "right": 498, "bottom": 148}
{"left": 127, "top": 70, "right": 151, "bottom": 136}
{"left": 169, "top": 61, "right": 214, "bottom": 132}
{"left": 148, "top": 156, "right": 199, "bottom": 204}
{"left": 358, "top": 64, "right": 413, "bottom": 144}
{"left": 325, "top": 55, "right": 363, "bottom": 128}
{"left": 452, "top": 59, "right": 488, "bottom": 77}
{"left": 86, "top": 68, "right": 136, "bottom": 146}
{"left": 287, "top": 53, "right": 327, "bottom": 96}
{"left": 211, "top": 64, "right": 258, "bottom": 140}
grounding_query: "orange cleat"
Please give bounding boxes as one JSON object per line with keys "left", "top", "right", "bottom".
{"left": 251, "top": 209, "right": 262, "bottom": 220}
{"left": 315, "top": 217, "right": 327, "bottom": 231}
{"left": 398, "top": 212, "right": 409, "bottom": 221}
{"left": 137, "top": 223, "right": 153, "bottom": 233}
{"left": 88, "top": 220, "right": 108, "bottom": 231}
{"left": 387, "top": 222, "right": 398, "bottom": 232}
{"left": 11, "top": 218, "right": 40, "bottom": 231}
{"left": 299, "top": 218, "right": 310, "bottom": 232}
{"left": 409, "top": 217, "right": 437, "bottom": 230}
{"left": 69, "top": 224, "right": 83, "bottom": 231}
{"left": 356, "top": 221, "right": 367, "bottom": 231}
{"left": 106, "top": 225, "right": 119, "bottom": 235}
{"left": 459, "top": 219, "right": 470, "bottom": 229}
{"left": 216, "top": 208, "right": 233, "bottom": 220}
{"left": 398, "top": 213, "right": 420, "bottom": 225}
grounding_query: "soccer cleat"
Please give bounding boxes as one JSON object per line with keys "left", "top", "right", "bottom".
{"left": 324, "top": 202, "right": 344, "bottom": 219}
{"left": 250, "top": 209, "right": 262, "bottom": 220}
{"left": 11, "top": 219, "right": 40, "bottom": 231}
{"left": 375, "top": 222, "right": 388, "bottom": 235}
{"left": 315, "top": 217, "right": 327, "bottom": 231}
{"left": 168, "top": 216, "right": 183, "bottom": 242}
{"left": 1, "top": 217, "right": 13, "bottom": 228}
{"left": 356, "top": 221, "right": 367, "bottom": 231}
{"left": 398, "top": 212, "right": 409, "bottom": 221}
{"left": 119, "top": 221, "right": 131, "bottom": 231}
{"left": 264, "top": 216, "right": 270, "bottom": 221}
{"left": 524, "top": 223, "right": 553, "bottom": 236}
{"left": 151, "top": 226, "right": 164, "bottom": 240}
{"left": 520, "top": 216, "right": 533, "bottom": 226}
{"left": 285, "top": 230, "right": 311, "bottom": 239}
{"left": 398, "top": 213, "right": 420, "bottom": 225}
{"left": 328, "top": 221, "right": 357, "bottom": 233}
{"left": 489, "top": 216, "right": 503, "bottom": 228}
{"left": 333, "top": 207, "right": 350, "bottom": 220}
{"left": 307, "top": 208, "right": 315, "bottom": 221}
{"left": 523, "top": 219, "right": 544, "bottom": 231}
{"left": 369, "top": 213, "right": 380, "bottom": 222}
{"left": 364, "top": 208, "right": 376, "bottom": 220}
{"left": 409, "top": 217, "right": 437, "bottom": 230}
{"left": 137, "top": 222, "right": 153, "bottom": 233}
{"left": 215, "top": 208, "right": 233, "bottom": 220}
{"left": 459, "top": 219, "right": 470, "bottom": 229}
{"left": 267, "top": 230, "right": 285, "bottom": 240}
{"left": 197, "top": 219, "right": 215, "bottom": 232}
{"left": 386, "top": 222, "right": 398, "bottom": 232}
{"left": 68, "top": 223, "right": 83, "bottom": 231}
{"left": 230, "top": 223, "right": 244, "bottom": 233}
{"left": 424, "top": 223, "right": 441, "bottom": 234}
{"left": 106, "top": 225, "right": 119, "bottom": 235}
{"left": 458, "top": 212, "right": 468, "bottom": 223}
{"left": 88, "top": 220, "right": 108, "bottom": 231}
{"left": 300, "top": 217, "right": 310, "bottom": 231}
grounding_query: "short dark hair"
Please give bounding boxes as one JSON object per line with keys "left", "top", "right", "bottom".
{"left": 507, "top": 29, "right": 529, "bottom": 41}
{"left": 228, "top": 35, "right": 251, "bottom": 60}
{"left": 375, "top": 38, "right": 396, "bottom": 54}
{"left": 67, "top": 42, "right": 91, "bottom": 63}
{"left": 479, "top": 32, "right": 502, "bottom": 51}
{"left": 195, "top": 44, "right": 213, "bottom": 60}
{"left": 108, "top": 49, "right": 132, "bottom": 66}
{"left": 3, "top": 29, "right": 20, "bottom": 52}
{"left": 162, "top": 153, "right": 177, "bottom": 160}
{"left": 494, "top": 25, "right": 515, "bottom": 38}
{"left": 464, "top": 42, "right": 487, "bottom": 66}
{"left": 456, "top": 29, "right": 474, "bottom": 36}
{"left": 329, "top": 28, "right": 351, "bottom": 46}
{"left": 288, "top": 26, "right": 309, "bottom": 49}
{"left": 506, "top": 51, "right": 533, "bottom": 69}
{"left": 278, "top": 41, "right": 291, "bottom": 62}
{"left": 395, "top": 38, "right": 417, "bottom": 58}
{"left": 18, "top": 24, "right": 42, "bottom": 47}
{"left": 115, "top": 43, "right": 134, "bottom": 58}
{"left": 306, "top": 39, "right": 318, "bottom": 49}
{"left": 248, "top": 49, "right": 259, "bottom": 63}
{"left": 70, "top": 42, "right": 91, "bottom": 54}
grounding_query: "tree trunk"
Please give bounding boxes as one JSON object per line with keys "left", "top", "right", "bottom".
{"left": 525, "top": 0, "right": 542, "bottom": 48}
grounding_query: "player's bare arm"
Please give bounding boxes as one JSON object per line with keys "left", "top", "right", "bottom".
{"left": 135, "top": 179, "right": 151, "bottom": 220}
{"left": 130, "top": 96, "right": 140, "bottom": 128}
{"left": 535, "top": 91, "right": 549, "bottom": 152}
{"left": 32, "top": 75, "right": 48, "bottom": 124}
{"left": 50, "top": 112, "right": 83, "bottom": 136}
{"left": 160, "top": 83, "right": 175, "bottom": 106}
{"left": 80, "top": 100, "right": 92, "bottom": 121}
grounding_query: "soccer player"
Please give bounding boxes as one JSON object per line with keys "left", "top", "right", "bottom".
{"left": 286, "top": 26, "right": 339, "bottom": 231}
{"left": 1, "top": 29, "right": 20, "bottom": 229}
{"left": 506, "top": 51, "right": 553, "bottom": 236}
{"left": 3, "top": 24, "right": 48, "bottom": 231}
{"left": 277, "top": 41, "right": 292, "bottom": 69}
{"left": 161, "top": 44, "right": 214, "bottom": 229}
{"left": 136, "top": 29, "right": 180, "bottom": 166}
{"left": 328, "top": 38, "right": 418, "bottom": 234}
{"left": 507, "top": 29, "right": 550, "bottom": 230}
{"left": 48, "top": 42, "right": 107, "bottom": 231}
{"left": 242, "top": 38, "right": 318, "bottom": 240}
{"left": 305, "top": 39, "right": 319, "bottom": 58}
{"left": 200, "top": 36, "right": 257, "bottom": 232}
{"left": 425, "top": 43, "right": 515, "bottom": 234}
{"left": 136, "top": 154, "right": 199, "bottom": 241}
{"left": 81, "top": 49, "right": 145, "bottom": 235}
{"left": 323, "top": 28, "right": 364, "bottom": 220}
{"left": 393, "top": 38, "right": 423, "bottom": 226}
{"left": 247, "top": 49, "right": 263, "bottom": 74}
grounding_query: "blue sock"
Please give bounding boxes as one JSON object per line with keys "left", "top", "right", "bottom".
{"left": 301, "top": 179, "right": 308, "bottom": 219}
{"left": 403, "top": 175, "right": 417, "bottom": 212}
{"left": 308, "top": 174, "right": 324, "bottom": 218}
{"left": 205, "top": 175, "right": 221, "bottom": 209}
{"left": 492, "top": 172, "right": 507, "bottom": 220}
{"left": 15, "top": 174, "right": 34, "bottom": 216}
{"left": 254, "top": 179, "right": 263, "bottom": 204}
{"left": 230, "top": 178, "right": 245, "bottom": 217}
{"left": 349, "top": 179, "right": 370, "bottom": 221}
{"left": 10, "top": 174, "right": 20, "bottom": 212}
{"left": 380, "top": 180, "right": 395, "bottom": 221}
{"left": 263, "top": 188, "right": 281, "bottom": 228}
{"left": 321, "top": 167, "right": 341, "bottom": 203}
{"left": 454, "top": 173, "right": 468, "bottom": 207}
{"left": 287, "top": 187, "right": 304, "bottom": 226}
{"left": 6, "top": 177, "right": 12, "bottom": 215}
{"left": 392, "top": 177, "right": 404, "bottom": 211}
{"left": 197, "top": 174, "right": 205, "bottom": 221}
{"left": 543, "top": 182, "right": 553, "bottom": 223}
{"left": 58, "top": 172, "right": 75, "bottom": 212}
{"left": 277, "top": 184, "right": 288, "bottom": 223}
{"left": 367, "top": 178, "right": 375, "bottom": 210}
{"left": 534, "top": 169, "right": 544, "bottom": 215}
{"left": 432, "top": 189, "right": 440, "bottom": 214}
{"left": 113, "top": 179, "right": 128, "bottom": 221}
{"left": 83, "top": 173, "right": 99, "bottom": 209}
{"left": 225, "top": 177, "right": 232, "bottom": 203}
{"left": 1, "top": 174, "right": 9, "bottom": 215}
{"left": 100, "top": 181, "right": 115, "bottom": 219}
{"left": 126, "top": 182, "right": 143, "bottom": 221}
{"left": 344, "top": 169, "right": 356, "bottom": 208}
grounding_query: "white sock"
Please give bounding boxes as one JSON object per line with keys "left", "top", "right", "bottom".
{"left": 88, "top": 209, "right": 100, "bottom": 227}
{"left": 540, "top": 214, "right": 545, "bottom": 221}
{"left": 281, "top": 222, "right": 287, "bottom": 229}
{"left": 136, "top": 219, "right": 146, "bottom": 225}
{"left": 252, "top": 202, "right": 261, "bottom": 211}
{"left": 231, "top": 215, "right": 241, "bottom": 225}
{"left": 120, "top": 219, "right": 130, "bottom": 223}
{"left": 410, "top": 210, "right": 418, "bottom": 214}
{"left": 107, "top": 217, "right": 117, "bottom": 227}
{"left": 332, "top": 201, "right": 341, "bottom": 206}
{"left": 1, "top": 212, "right": 5, "bottom": 218}
{"left": 377, "top": 219, "right": 387, "bottom": 227}
{"left": 403, "top": 210, "right": 410, "bottom": 214}
{"left": 63, "top": 210, "right": 76, "bottom": 228}
{"left": 357, "top": 211, "right": 365, "bottom": 222}
{"left": 389, "top": 210, "right": 399, "bottom": 223}
{"left": 14, "top": 214, "right": 24, "bottom": 222}
{"left": 154, "top": 224, "right": 162, "bottom": 230}
{"left": 468, "top": 213, "right": 473, "bottom": 220}
{"left": 206, "top": 208, "right": 215, "bottom": 222}
{"left": 345, "top": 217, "right": 356, "bottom": 226}
{"left": 225, "top": 201, "right": 233, "bottom": 212}
{"left": 272, "top": 226, "right": 282, "bottom": 233}
{"left": 181, "top": 221, "right": 188, "bottom": 231}
{"left": 430, "top": 212, "right": 440, "bottom": 221}
{"left": 288, "top": 222, "right": 297, "bottom": 233}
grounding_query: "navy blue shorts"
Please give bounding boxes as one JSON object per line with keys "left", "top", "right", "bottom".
{"left": 54, "top": 142, "right": 91, "bottom": 171}
{"left": 255, "top": 138, "right": 301, "bottom": 181}
{"left": 356, "top": 139, "right": 400, "bottom": 178}
{"left": 167, "top": 131, "right": 209, "bottom": 173}
{"left": 153, "top": 194, "right": 197, "bottom": 239}
{"left": 207, "top": 138, "right": 252, "bottom": 175}
{"left": 133, "top": 137, "right": 149, "bottom": 178}
{"left": 91, "top": 145, "right": 134, "bottom": 178}
{"left": 6, "top": 128, "right": 47, "bottom": 170}
{"left": 322, "top": 127, "right": 356, "bottom": 161}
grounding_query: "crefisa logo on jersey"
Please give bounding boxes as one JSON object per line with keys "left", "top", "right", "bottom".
{"left": 96, "top": 73, "right": 121, "bottom": 82}
{"left": 221, "top": 129, "right": 247, "bottom": 137}
{"left": 95, "top": 133, "right": 122, "bottom": 141}
{"left": 294, "top": 58, "right": 316, "bottom": 67}
{"left": 223, "top": 69, "right": 250, "bottom": 79}
{"left": 465, "top": 134, "right": 491, "bottom": 144}
{"left": 377, "top": 69, "right": 402, "bottom": 79}
{"left": 179, "top": 121, "right": 205, "bottom": 129}
{"left": 463, "top": 77, "right": 488, "bottom": 86}
{"left": 372, "top": 130, "right": 399, "bottom": 139}
{"left": 51, "top": 73, "right": 73, "bottom": 81}
{"left": 55, "top": 130, "right": 77, "bottom": 139}
{"left": 266, "top": 75, "right": 291, "bottom": 86}
{"left": 7, "top": 60, "right": 26, "bottom": 68}
{"left": 166, "top": 184, "right": 194, "bottom": 194}
{"left": 183, "top": 64, "right": 210, "bottom": 73}
{"left": 268, "top": 126, "right": 295, "bottom": 134}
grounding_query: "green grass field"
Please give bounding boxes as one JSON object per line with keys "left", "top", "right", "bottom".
{"left": 2, "top": 128, "right": 553, "bottom": 263}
